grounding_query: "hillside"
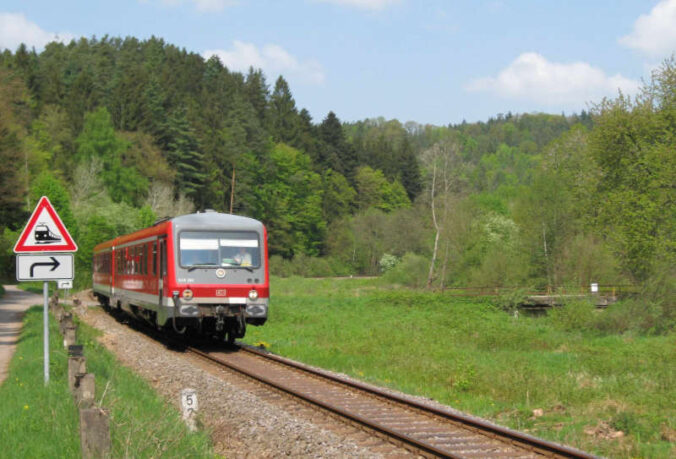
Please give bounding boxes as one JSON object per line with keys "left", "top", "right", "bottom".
{"left": 0, "top": 38, "right": 673, "bottom": 311}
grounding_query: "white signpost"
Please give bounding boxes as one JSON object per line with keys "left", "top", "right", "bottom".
{"left": 14, "top": 196, "right": 78, "bottom": 384}
{"left": 57, "top": 280, "right": 73, "bottom": 290}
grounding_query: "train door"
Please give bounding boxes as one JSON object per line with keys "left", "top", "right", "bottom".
{"left": 159, "top": 237, "right": 167, "bottom": 307}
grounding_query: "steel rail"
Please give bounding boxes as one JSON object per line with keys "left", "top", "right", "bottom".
{"left": 188, "top": 344, "right": 596, "bottom": 459}
{"left": 98, "top": 307, "right": 595, "bottom": 458}
{"left": 188, "top": 345, "right": 456, "bottom": 457}
{"left": 240, "top": 345, "right": 596, "bottom": 458}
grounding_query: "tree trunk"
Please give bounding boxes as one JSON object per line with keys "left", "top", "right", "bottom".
{"left": 427, "top": 161, "right": 439, "bottom": 288}
{"left": 543, "top": 222, "right": 551, "bottom": 288}
{"left": 229, "top": 165, "right": 236, "bottom": 214}
{"left": 440, "top": 240, "right": 450, "bottom": 290}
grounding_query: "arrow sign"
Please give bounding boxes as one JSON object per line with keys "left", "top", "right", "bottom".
{"left": 16, "top": 254, "right": 73, "bottom": 281}
{"left": 30, "top": 256, "right": 61, "bottom": 277}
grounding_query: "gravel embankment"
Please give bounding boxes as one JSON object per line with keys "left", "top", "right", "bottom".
{"left": 72, "top": 295, "right": 407, "bottom": 458}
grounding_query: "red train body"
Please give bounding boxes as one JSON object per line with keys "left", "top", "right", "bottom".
{"left": 93, "top": 211, "right": 269, "bottom": 343}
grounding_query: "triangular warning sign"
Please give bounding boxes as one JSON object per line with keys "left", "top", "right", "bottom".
{"left": 14, "top": 196, "right": 78, "bottom": 253}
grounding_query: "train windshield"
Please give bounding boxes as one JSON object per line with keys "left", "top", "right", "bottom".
{"left": 179, "top": 231, "right": 261, "bottom": 268}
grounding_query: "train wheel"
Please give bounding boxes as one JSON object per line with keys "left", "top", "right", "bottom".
{"left": 226, "top": 330, "right": 236, "bottom": 346}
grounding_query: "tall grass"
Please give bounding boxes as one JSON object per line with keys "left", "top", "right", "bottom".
{"left": 0, "top": 307, "right": 215, "bottom": 458}
{"left": 244, "top": 276, "right": 676, "bottom": 458}
{"left": 0, "top": 307, "right": 81, "bottom": 457}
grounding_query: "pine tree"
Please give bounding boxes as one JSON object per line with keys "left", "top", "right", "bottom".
{"left": 269, "top": 76, "right": 299, "bottom": 145}
{"left": 319, "top": 111, "right": 357, "bottom": 180}
{"left": 245, "top": 67, "right": 269, "bottom": 124}
{"left": 166, "top": 107, "right": 206, "bottom": 201}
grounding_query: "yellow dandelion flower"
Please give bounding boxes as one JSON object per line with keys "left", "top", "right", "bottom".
{"left": 23, "top": 405, "right": 29, "bottom": 410}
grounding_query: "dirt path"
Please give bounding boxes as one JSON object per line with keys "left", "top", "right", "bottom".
{"left": 0, "top": 285, "right": 42, "bottom": 385}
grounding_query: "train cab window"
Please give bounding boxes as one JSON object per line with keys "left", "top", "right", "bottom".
{"left": 179, "top": 231, "right": 261, "bottom": 268}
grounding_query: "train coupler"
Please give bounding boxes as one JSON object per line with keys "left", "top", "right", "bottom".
{"left": 215, "top": 306, "right": 225, "bottom": 331}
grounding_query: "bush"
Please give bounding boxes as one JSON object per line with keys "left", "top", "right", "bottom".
{"left": 592, "top": 298, "right": 675, "bottom": 335}
{"left": 324, "top": 256, "right": 354, "bottom": 277}
{"left": 379, "top": 253, "right": 400, "bottom": 273}
{"left": 297, "top": 254, "right": 335, "bottom": 277}
{"left": 269, "top": 254, "right": 354, "bottom": 278}
{"left": 382, "top": 252, "right": 429, "bottom": 288}
{"left": 269, "top": 255, "right": 296, "bottom": 277}
{"left": 494, "top": 288, "right": 530, "bottom": 314}
{"left": 548, "top": 299, "right": 595, "bottom": 332}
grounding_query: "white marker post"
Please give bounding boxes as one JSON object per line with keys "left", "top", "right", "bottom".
{"left": 180, "top": 389, "right": 198, "bottom": 431}
{"left": 14, "top": 196, "right": 78, "bottom": 385}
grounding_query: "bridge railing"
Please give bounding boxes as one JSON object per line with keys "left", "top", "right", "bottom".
{"left": 441, "top": 285, "right": 639, "bottom": 297}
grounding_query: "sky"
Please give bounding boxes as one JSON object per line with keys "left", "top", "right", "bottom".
{"left": 1, "top": 0, "right": 675, "bottom": 126}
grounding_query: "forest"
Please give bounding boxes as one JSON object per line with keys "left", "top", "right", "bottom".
{"left": 0, "top": 37, "right": 673, "bottom": 311}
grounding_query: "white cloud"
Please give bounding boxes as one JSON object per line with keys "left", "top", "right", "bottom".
{"left": 191, "top": 0, "right": 237, "bottom": 12}
{"left": 314, "top": 0, "right": 401, "bottom": 11}
{"left": 204, "top": 41, "right": 325, "bottom": 85}
{"left": 156, "top": 0, "right": 236, "bottom": 12}
{"left": 466, "top": 52, "right": 639, "bottom": 105}
{"left": 619, "top": 0, "right": 676, "bottom": 58}
{"left": 0, "top": 12, "right": 75, "bottom": 51}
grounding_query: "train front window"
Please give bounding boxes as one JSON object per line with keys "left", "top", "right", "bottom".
{"left": 179, "top": 231, "right": 260, "bottom": 268}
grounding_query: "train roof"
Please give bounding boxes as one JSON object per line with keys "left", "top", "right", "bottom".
{"left": 172, "top": 210, "right": 263, "bottom": 231}
{"left": 93, "top": 211, "right": 264, "bottom": 252}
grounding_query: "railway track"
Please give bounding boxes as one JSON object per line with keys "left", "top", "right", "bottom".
{"left": 187, "top": 343, "right": 596, "bottom": 459}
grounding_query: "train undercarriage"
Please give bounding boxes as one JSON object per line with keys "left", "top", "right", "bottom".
{"left": 95, "top": 293, "right": 265, "bottom": 344}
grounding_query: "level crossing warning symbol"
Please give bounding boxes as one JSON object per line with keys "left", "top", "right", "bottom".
{"left": 13, "top": 196, "right": 78, "bottom": 253}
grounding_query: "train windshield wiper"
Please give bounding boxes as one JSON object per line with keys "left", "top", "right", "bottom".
{"left": 187, "top": 263, "right": 218, "bottom": 272}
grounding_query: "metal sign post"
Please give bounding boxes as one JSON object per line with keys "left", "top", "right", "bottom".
{"left": 14, "top": 196, "right": 78, "bottom": 385}
{"left": 43, "top": 282, "right": 49, "bottom": 384}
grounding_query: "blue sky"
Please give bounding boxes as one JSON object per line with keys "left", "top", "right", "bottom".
{"left": 1, "top": 0, "right": 675, "bottom": 125}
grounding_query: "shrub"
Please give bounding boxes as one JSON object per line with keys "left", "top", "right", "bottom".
{"left": 379, "top": 253, "right": 400, "bottom": 273}
{"left": 269, "top": 255, "right": 296, "bottom": 277}
{"left": 548, "top": 299, "right": 595, "bottom": 332}
{"left": 383, "top": 252, "right": 429, "bottom": 288}
{"left": 325, "top": 256, "right": 354, "bottom": 276}
{"left": 297, "top": 254, "right": 335, "bottom": 277}
{"left": 592, "top": 298, "right": 675, "bottom": 335}
{"left": 269, "top": 254, "right": 354, "bottom": 278}
{"left": 494, "top": 288, "right": 530, "bottom": 314}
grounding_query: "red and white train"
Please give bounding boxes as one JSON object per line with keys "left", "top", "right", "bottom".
{"left": 92, "top": 210, "right": 269, "bottom": 343}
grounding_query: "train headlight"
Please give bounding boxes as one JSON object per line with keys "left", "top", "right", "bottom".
{"left": 182, "top": 289, "right": 193, "bottom": 301}
{"left": 248, "top": 289, "right": 259, "bottom": 300}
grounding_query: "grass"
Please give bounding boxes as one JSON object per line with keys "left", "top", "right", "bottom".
{"left": 0, "top": 306, "right": 216, "bottom": 458}
{"left": 242, "top": 276, "right": 676, "bottom": 458}
{"left": 0, "top": 307, "right": 80, "bottom": 458}
{"left": 17, "top": 281, "right": 51, "bottom": 295}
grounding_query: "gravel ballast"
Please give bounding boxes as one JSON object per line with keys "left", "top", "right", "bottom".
{"left": 74, "top": 302, "right": 407, "bottom": 458}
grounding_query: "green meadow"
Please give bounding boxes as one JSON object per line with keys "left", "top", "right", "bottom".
{"left": 243, "top": 276, "right": 675, "bottom": 458}
{"left": 0, "top": 306, "right": 215, "bottom": 458}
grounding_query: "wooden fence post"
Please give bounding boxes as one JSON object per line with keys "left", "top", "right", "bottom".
{"left": 79, "top": 408, "right": 112, "bottom": 459}
{"left": 75, "top": 373, "right": 96, "bottom": 409}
